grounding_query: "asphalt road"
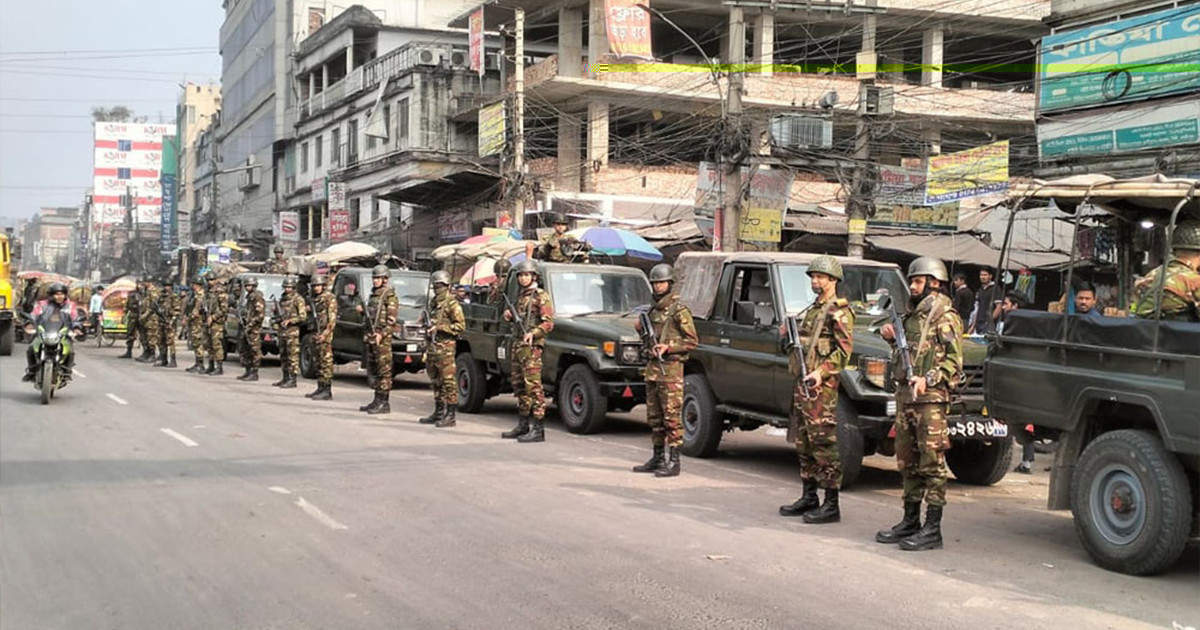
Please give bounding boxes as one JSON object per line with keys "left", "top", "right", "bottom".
{"left": 1, "top": 344, "right": 1196, "bottom": 630}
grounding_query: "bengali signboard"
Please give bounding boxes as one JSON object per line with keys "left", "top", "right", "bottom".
{"left": 438, "top": 210, "right": 471, "bottom": 242}
{"left": 1039, "top": 99, "right": 1200, "bottom": 158}
{"left": 478, "top": 102, "right": 505, "bottom": 157}
{"left": 878, "top": 165, "right": 927, "bottom": 206}
{"left": 741, "top": 168, "right": 793, "bottom": 243}
{"left": 159, "top": 174, "right": 178, "bottom": 252}
{"left": 606, "top": 0, "right": 652, "bottom": 59}
{"left": 870, "top": 202, "right": 959, "bottom": 232}
{"left": 924, "top": 140, "right": 1009, "bottom": 205}
{"left": 1038, "top": 5, "right": 1200, "bottom": 114}
{"left": 469, "top": 8, "right": 485, "bottom": 77}
{"left": 328, "top": 181, "right": 349, "bottom": 242}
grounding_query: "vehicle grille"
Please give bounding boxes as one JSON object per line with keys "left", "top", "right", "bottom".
{"left": 959, "top": 364, "right": 984, "bottom": 397}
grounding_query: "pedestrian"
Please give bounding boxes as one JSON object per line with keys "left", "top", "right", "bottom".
{"left": 968, "top": 268, "right": 1000, "bottom": 335}
{"left": 273, "top": 276, "right": 306, "bottom": 389}
{"left": 875, "top": 256, "right": 964, "bottom": 552}
{"left": 418, "top": 271, "right": 466, "bottom": 427}
{"left": 951, "top": 272, "right": 973, "bottom": 319}
{"left": 1132, "top": 221, "right": 1200, "bottom": 322}
{"left": 185, "top": 278, "right": 208, "bottom": 373}
{"left": 488, "top": 258, "right": 512, "bottom": 305}
{"left": 204, "top": 274, "right": 230, "bottom": 376}
{"left": 1073, "top": 280, "right": 1103, "bottom": 318}
{"left": 777, "top": 255, "right": 854, "bottom": 522}
{"left": 118, "top": 280, "right": 141, "bottom": 359}
{"left": 305, "top": 274, "right": 337, "bottom": 400}
{"left": 358, "top": 265, "right": 399, "bottom": 415}
{"left": 137, "top": 279, "right": 162, "bottom": 364}
{"left": 237, "top": 276, "right": 266, "bottom": 381}
{"left": 500, "top": 260, "right": 555, "bottom": 442}
{"left": 632, "top": 263, "right": 699, "bottom": 477}
{"left": 261, "top": 245, "right": 288, "bottom": 274}
{"left": 154, "top": 277, "right": 180, "bottom": 368}
{"left": 88, "top": 287, "right": 104, "bottom": 334}
{"left": 526, "top": 213, "right": 588, "bottom": 263}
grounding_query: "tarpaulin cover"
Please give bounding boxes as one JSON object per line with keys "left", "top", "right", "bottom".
{"left": 1001, "top": 310, "right": 1199, "bottom": 356}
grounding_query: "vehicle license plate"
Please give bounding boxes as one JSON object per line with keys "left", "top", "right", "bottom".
{"left": 949, "top": 419, "right": 1008, "bottom": 439}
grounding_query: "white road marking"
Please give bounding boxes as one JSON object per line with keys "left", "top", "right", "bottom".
{"left": 105, "top": 393, "right": 128, "bottom": 405}
{"left": 72, "top": 369, "right": 87, "bottom": 378}
{"left": 160, "top": 428, "right": 199, "bottom": 447}
{"left": 295, "top": 497, "right": 349, "bottom": 531}
{"left": 268, "top": 486, "right": 292, "bottom": 495}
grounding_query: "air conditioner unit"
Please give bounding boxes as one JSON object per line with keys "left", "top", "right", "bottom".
{"left": 769, "top": 114, "right": 833, "bottom": 149}
{"left": 448, "top": 50, "right": 469, "bottom": 69}
{"left": 415, "top": 47, "right": 444, "bottom": 66}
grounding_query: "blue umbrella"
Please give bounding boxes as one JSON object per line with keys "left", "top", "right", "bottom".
{"left": 566, "top": 227, "right": 662, "bottom": 261}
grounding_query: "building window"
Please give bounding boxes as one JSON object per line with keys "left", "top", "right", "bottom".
{"left": 331, "top": 127, "right": 341, "bottom": 165}
{"left": 397, "top": 99, "right": 409, "bottom": 146}
{"left": 117, "top": 167, "right": 131, "bottom": 180}
{"left": 187, "top": 105, "right": 196, "bottom": 124}
{"left": 301, "top": 141, "right": 309, "bottom": 172}
{"left": 315, "top": 135, "right": 323, "bottom": 168}
{"left": 118, "top": 139, "right": 132, "bottom": 152}
{"left": 347, "top": 119, "right": 359, "bottom": 160}
{"left": 382, "top": 103, "right": 391, "bottom": 142}
{"left": 350, "top": 197, "right": 361, "bottom": 231}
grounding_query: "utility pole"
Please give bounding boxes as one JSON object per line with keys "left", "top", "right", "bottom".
{"left": 512, "top": 8, "right": 526, "bottom": 231}
{"left": 847, "top": 1, "right": 877, "bottom": 259}
{"left": 720, "top": 7, "right": 746, "bottom": 253}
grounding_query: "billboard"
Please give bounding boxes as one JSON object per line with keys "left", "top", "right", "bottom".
{"left": 478, "top": 102, "right": 506, "bottom": 157}
{"left": 1038, "top": 98, "right": 1200, "bottom": 158}
{"left": 92, "top": 122, "right": 176, "bottom": 225}
{"left": 924, "top": 140, "right": 1009, "bottom": 205}
{"left": 606, "top": 0, "right": 653, "bottom": 59}
{"left": 469, "top": 9, "right": 485, "bottom": 77}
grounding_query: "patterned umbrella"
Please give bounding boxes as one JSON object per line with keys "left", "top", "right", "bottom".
{"left": 459, "top": 251, "right": 528, "bottom": 286}
{"left": 565, "top": 227, "right": 662, "bottom": 261}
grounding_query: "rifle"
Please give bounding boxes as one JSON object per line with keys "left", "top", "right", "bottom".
{"left": 271, "top": 296, "right": 287, "bottom": 360}
{"left": 878, "top": 294, "right": 915, "bottom": 397}
{"left": 500, "top": 288, "right": 528, "bottom": 339}
{"left": 634, "top": 305, "right": 667, "bottom": 377}
{"left": 785, "top": 314, "right": 815, "bottom": 400}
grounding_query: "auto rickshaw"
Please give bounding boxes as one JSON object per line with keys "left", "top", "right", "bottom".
{"left": 97, "top": 279, "right": 136, "bottom": 347}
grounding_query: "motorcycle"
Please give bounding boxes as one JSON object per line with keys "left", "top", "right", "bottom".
{"left": 25, "top": 317, "right": 74, "bottom": 405}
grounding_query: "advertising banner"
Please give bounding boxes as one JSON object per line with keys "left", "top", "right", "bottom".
{"left": 924, "top": 140, "right": 1009, "bottom": 205}
{"left": 870, "top": 202, "right": 959, "bottom": 232}
{"left": 159, "top": 174, "right": 178, "bottom": 252}
{"left": 312, "top": 177, "right": 327, "bottom": 202}
{"left": 878, "top": 165, "right": 927, "bottom": 206}
{"left": 438, "top": 210, "right": 471, "bottom": 242}
{"left": 278, "top": 211, "right": 300, "bottom": 244}
{"left": 1038, "top": 99, "right": 1200, "bottom": 158}
{"left": 469, "top": 8, "right": 485, "bottom": 77}
{"left": 478, "top": 102, "right": 506, "bottom": 157}
{"left": 740, "top": 168, "right": 793, "bottom": 244}
{"left": 94, "top": 122, "right": 176, "bottom": 143}
{"left": 606, "top": 0, "right": 653, "bottom": 59}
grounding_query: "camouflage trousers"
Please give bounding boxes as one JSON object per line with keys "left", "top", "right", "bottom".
{"left": 314, "top": 334, "right": 334, "bottom": 383}
{"left": 510, "top": 344, "right": 544, "bottom": 420}
{"left": 143, "top": 318, "right": 160, "bottom": 351}
{"left": 895, "top": 400, "right": 951, "bottom": 507}
{"left": 645, "top": 362, "right": 684, "bottom": 447}
{"left": 239, "top": 326, "right": 262, "bottom": 368}
{"left": 792, "top": 378, "right": 841, "bottom": 489}
{"left": 157, "top": 318, "right": 176, "bottom": 355}
{"left": 426, "top": 339, "right": 458, "bottom": 405}
{"left": 207, "top": 322, "right": 226, "bottom": 362}
{"left": 367, "top": 337, "right": 393, "bottom": 394}
{"left": 279, "top": 326, "right": 300, "bottom": 377}
{"left": 189, "top": 318, "right": 207, "bottom": 358}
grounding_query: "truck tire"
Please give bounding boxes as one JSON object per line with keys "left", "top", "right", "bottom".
{"left": 681, "top": 374, "right": 722, "bottom": 458}
{"left": 946, "top": 435, "right": 1013, "bottom": 486}
{"left": 0, "top": 322, "right": 13, "bottom": 356}
{"left": 456, "top": 353, "right": 488, "bottom": 414}
{"left": 1071, "top": 429, "right": 1192, "bottom": 576}
{"left": 299, "top": 334, "right": 317, "bottom": 380}
{"left": 558, "top": 363, "right": 608, "bottom": 434}
{"left": 836, "top": 398, "right": 865, "bottom": 488}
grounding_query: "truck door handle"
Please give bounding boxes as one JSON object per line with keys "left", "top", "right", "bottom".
{"left": 719, "top": 337, "right": 730, "bottom": 346}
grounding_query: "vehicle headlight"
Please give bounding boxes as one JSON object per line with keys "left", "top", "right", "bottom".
{"left": 860, "top": 356, "right": 889, "bottom": 389}
{"left": 43, "top": 331, "right": 61, "bottom": 344}
{"left": 0, "top": 296, "right": 6, "bottom": 308}
{"left": 620, "top": 344, "right": 642, "bottom": 365}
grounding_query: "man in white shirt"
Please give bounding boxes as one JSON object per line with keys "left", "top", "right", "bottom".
{"left": 88, "top": 287, "right": 105, "bottom": 332}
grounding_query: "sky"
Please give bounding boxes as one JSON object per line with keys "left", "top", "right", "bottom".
{"left": 0, "top": 0, "right": 224, "bottom": 227}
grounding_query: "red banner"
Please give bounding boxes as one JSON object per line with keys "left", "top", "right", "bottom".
{"left": 605, "top": 0, "right": 652, "bottom": 60}
{"left": 329, "top": 209, "right": 351, "bottom": 243}
{"left": 469, "top": 9, "right": 484, "bottom": 77}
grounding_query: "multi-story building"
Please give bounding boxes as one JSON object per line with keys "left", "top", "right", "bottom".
{"left": 176, "top": 83, "right": 222, "bottom": 247}
{"left": 21, "top": 207, "right": 79, "bottom": 274}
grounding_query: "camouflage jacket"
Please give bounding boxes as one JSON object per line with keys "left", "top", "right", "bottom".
{"left": 244, "top": 290, "right": 266, "bottom": 330}
{"left": 1132, "top": 258, "right": 1200, "bottom": 322}
{"left": 260, "top": 259, "right": 288, "bottom": 274}
{"left": 537, "top": 233, "right": 585, "bottom": 263}
{"left": 278, "top": 291, "right": 307, "bottom": 328}
{"left": 429, "top": 289, "right": 465, "bottom": 339}
{"left": 312, "top": 291, "right": 337, "bottom": 338}
{"left": 513, "top": 285, "right": 554, "bottom": 347}
{"left": 124, "top": 290, "right": 141, "bottom": 322}
{"left": 140, "top": 286, "right": 161, "bottom": 323}
{"left": 366, "top": 285, "right": 399, "bottom": 337}
{"left": 187, "top": 288, "right": 206, "bottom": 322}
{"left": 156, "top": 289, "right": 181, "bottom": 328}
{"left": 641, "top": 292, "right": 699, "bottom": 381}
{"left": 206, "top": 284, "right": 230, "bottom": 322}
{"left": 487, "top": 279, "right": 507, "bottom": 305}
{"left": 895, "top": 292, "right": 963, "bottom": 404}
{"left": 789, "top": 294, "right": 854, "bottom": 379}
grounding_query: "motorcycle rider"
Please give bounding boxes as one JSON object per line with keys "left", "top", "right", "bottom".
{"left": 23, "top": 283, "right": 82, "bottom": 382}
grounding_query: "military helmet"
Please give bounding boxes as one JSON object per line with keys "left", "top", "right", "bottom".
{"left": 648, "top": 263, "right": 675, "bottom": 283}
{"left": 494, "top": 258, "right": 513, "bottom": 277}
{"left": 515, "top": 260, "right": 540, "bottom": 276}
{"left": 548, "top": 212, "right": 567, "bottom": 225}
{"left": 244, "top": 276, "right": 259, "bottom": 287}
{"left": 1171, "top": 220, "right": 1200, "bottom": 251}
{"left": 282, "top": 277, "right": 297, "bottom": 289}
{"left": 273, "top": 245, "right": 284, "bottom": 254}
{"left": 431, "top": 270, "right": 452, "bottom": 286}
{"left": 47, "top": 282, "right": 67, "bottom": 295}
{"left": 907, "top": 256, "right": 949, "bottom": 282}
{"left": 807, "top": 255, "right": 844, "bottom": 281}
{"left": 372, "top": 264, "right": 390, "bottom": 278}
{"left": 311, "top": 274, "right": 328, "bottom": 286}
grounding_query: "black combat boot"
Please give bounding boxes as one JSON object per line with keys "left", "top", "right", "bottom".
{"left": 368, "top": 393, "right": 391, "bottom": 415}
{"left": 238, "top": 366, "right": 253, "bottom": 381}
{"left": 419, "top": 401, "right": 445, "bottom": 424}
{"left": 803, "top": 488, "right": 841, "bottom": 524}
{"left": 632, "top": 445, "right": 665, "bottom": 473}
{"left": 272, "top": 373, "right": 288, "bottom": 387}
{"left": 435, "top": 406, "right": 457, "bottom": 428}
{"left": 186, "top": 357, "right": 204, "bottom": 373}
{"left": 654, "top": 447, "right": 680, "bottom": 477}
{"left": 305, "top": 382, "right": 321, "bottom": 397}
{"left": 311, "top": 382, "right": 332, "bottom": 401}
{"left": 517, "top": 419, "right": 545, "bottom": 443}
{"left": 360, "top": 393, "right": 382, "bottom": 412}
{"left": 155, "top": 352, "right": 169, "bottom": 367}
{"left": 779, "top": 479, "right": 820, "bottom": 516}
{"left": 501, "top": 416, "right": 530, "bottom": 439}
{"left": 137, "top": 349, "right": 157, "bottom": 364}
{"left": 279, "top": 375, "right": 296, "bottom": 389}
{"left": 244, "top": 368, "right": 259, "bottom": 382}
{"left": 876, "top": 501, "right": 923, "bottom": 544}
{"left": 203, "top": 359, "right": 216, "bottom": 375}
{"left": 211, "top": 361, "right": 224, "bottom": 376}
{"left": 119, "top": 345, "right": 133, "bottom": 359}
{"left": 900, "top": 505, "right": 943, "bottom": 551}
{"left": 167, "top": 353, "right": 177, "bottom": 368}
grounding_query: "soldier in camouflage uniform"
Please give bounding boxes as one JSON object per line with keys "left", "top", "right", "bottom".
{"left": 632, "top": 263, "right": 699, "bottom": 477}
{"left": 119, "top": 280, "right": 142, "bottom": 359}
{"left": 185, "top": 278, "right": 208, "bottom": 372}
{"left": 204, "top": 275, "right": 230, "bottom": 376}
{"left": 358, "top": 265, "right": 399, "bottom": 414}
{"left": 418, "top": 271, "right": 466, "bottom": 427}
{"left": 154, "top": 278, "right": 181, "bottom": 368}
{"left": 273, "top": 276, "right": 307, "bottom": 389}
{"left": 237, "top": 277, "right": 266, "bottom": 382}
{"left": 526, "top": 213, "right": 589, "bottom": 263}
{"left": 778, "top": 256, "right": 854, "bottom": 523}
{"left": 500, "top": 260, "right": 555, "bottom": 442}
{"left": 876, "top": 257, "right": 964, "bottom": 552}
{"left": 137, "top": 279, "right": 162, "bottom": 364}
{"left": 487, "top": 258, "right": 512, "bottom": 305}
{"left": 260, "top": 245, "right": 288, "bottom": 274}
{"left": 1132, "top": 220, "right": 1200, "bottom": 322}
{"left": 305, "top": 274, "right": 338, "bottom": 400}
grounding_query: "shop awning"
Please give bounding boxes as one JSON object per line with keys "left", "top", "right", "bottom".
{"left": 867, "top": 233, "right": 1069, "bottom": 270}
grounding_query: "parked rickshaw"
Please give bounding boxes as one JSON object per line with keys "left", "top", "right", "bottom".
{"left": 97, "top": 278, "right": 136, "bottom": 347}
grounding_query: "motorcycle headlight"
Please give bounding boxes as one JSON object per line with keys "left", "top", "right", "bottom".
{"left": 43, "top": 331, "right": 61, "bottom": 344}
{"left": 620, "top": 344, "right": 642, "bottom": 365}
{"left": 859, "top": 356, "right": 889, "bottom": 390}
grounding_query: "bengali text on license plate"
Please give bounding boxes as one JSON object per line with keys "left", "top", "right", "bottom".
{"left": 949, "top": 420, "right": 1008, "bottom": 438}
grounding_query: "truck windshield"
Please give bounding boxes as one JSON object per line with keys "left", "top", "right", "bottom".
{"left": 257, "top": 277, "right": 284, "bottom": 303}
{"left": 778, "top": 264, "right": 909, "bottom": 316}
{"left": 547, "top": 270, "right": 653, "bottom": 316}
{"left": 391, "top": 274, "right": 430, "bottom": 321}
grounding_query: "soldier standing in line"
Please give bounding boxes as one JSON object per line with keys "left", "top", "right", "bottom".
{"left": 185, "top": 278, "right": 208, "bottom": 373}
{"left": 204, "top": 274, "right": 230, "bottom": 376}
{"left": 500, "top": 260, "right": 555, "bottom": 443}
{"left": 1132, "top": 220, "right": 1200, "bottom": 322}
{"left": 777, "top": 256, "right": 855, "bottom": 523}
{"left": 876, "top": 257, "right": 963, "bottom": 552}
{"left": 237, "top": 277, "right": 266, "bottom": 382}
{"left": 153, "top": 277, "right": 181, "bottom": 368}
{"left": 358, "top": 265, "right": 399, "bottom": 415}
{"left": 632, "top": 263, "right": 698, "bottom": 477}
{"left": 261, "top": 245, "right": 288, "bottom": 274}
{"left": 487, "top": 258, "right": 512, "bottom": 305}
{"left": 418, "top": 271, "right": 466, "bottom": 427}
{"left": 526, "top": 213, "right": 588, "bottom": 263}
{"left": 273, "top": 276, "right": 306, "bottom": 389}
{"left": 137, "top": 278, "right": 162, "bottom": 364}
{"left": 306, "top": 274, "right": 337, "bottom": 400}
{"left": 119, "top": 279, "right": 142, "bottom": 359}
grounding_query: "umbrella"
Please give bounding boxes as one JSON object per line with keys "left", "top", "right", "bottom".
{"left": 566, "top": 227, "right": 662, "bottom": 261}
{"left": 458, "top": 230, "right": 521, "bottom": 246}
{"left": 459, "top": 251, "right": 528, "bottom": 286}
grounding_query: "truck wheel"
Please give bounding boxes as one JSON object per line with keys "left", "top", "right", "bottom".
{"left": 456, "top": 353, "right": 487, "bottom": 414}
{"left": 947, "top": 435, "right": 1013, "bottom": 486}
{"left": 558, "top": 364, "right": 607, "bottom": 434}
{"left": 1071, "top": 429, "right": 1192, "bottom": 576}
{"left": 835, "top": 398, "right": 865, "bottom": 488}
{"left": 681, "top": 374, "right": 722, "bottom": 458}
{"left": 299, "top": 334, "right": 317, "bottom": 380}
{"left": 0, "top": 322, "right": 13, "bottom": 356}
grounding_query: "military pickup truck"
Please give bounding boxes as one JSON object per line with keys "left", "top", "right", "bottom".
{"left": 676, "top": 252, "right": 1008, "bottom": 487}
{"left": 299, "top": 266, "right": 431, "bottom": 380}
{"left": 455, "top": 262, "right": 652, "bottom": 432}
{"left": 223, "top": 273, "right": 288, "bottom": 357}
